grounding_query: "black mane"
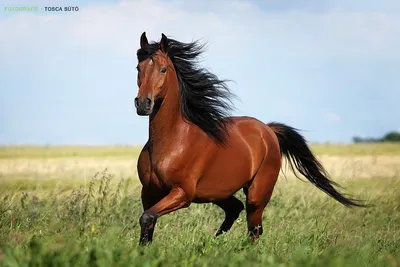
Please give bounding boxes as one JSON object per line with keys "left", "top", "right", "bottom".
{"left": 137, "top": 36, "right": 236, "bottom": 144}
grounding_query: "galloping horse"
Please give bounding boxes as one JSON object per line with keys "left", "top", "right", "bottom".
{"left": 134, "top": 32, "right": 365, "bottom": 245}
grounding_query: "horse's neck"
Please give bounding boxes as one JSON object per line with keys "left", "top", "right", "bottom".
{"left": 148, "top": 83, "right": 185, "bottom": 153}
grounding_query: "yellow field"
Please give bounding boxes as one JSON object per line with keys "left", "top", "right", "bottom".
{"left": 0, "top": 143, "right": 399, "bottom": 193}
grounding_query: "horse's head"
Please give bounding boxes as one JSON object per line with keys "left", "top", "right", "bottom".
{"left": 134, "top": 32, "right": 173, "bottom": 116}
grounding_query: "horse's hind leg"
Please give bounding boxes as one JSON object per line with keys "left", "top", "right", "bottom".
{"left": 244, "top": 162, "right": 280, "bottom": 241}
{"left": 213, "top": 196, "right": 244, "bottom": 236}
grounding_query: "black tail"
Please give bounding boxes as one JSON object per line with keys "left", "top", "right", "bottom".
{"left": 268, "top": 122, "right": 367, "bottom": 207}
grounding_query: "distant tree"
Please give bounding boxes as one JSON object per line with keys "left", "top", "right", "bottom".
{"left": 352, "top": 131, "right": 400, "bottom": 143}
{"left": 352, "top": 136, "right": 380, "bottom": 143}
{"left": 352, "top": 136, "right": 363, "bottom": 143}
{"left": 382, "top": 131, "right": 400, "bottom": 142}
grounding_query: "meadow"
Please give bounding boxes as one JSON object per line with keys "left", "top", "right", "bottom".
{"left": 0, "top": 144, "right": 399, "bottom": 267}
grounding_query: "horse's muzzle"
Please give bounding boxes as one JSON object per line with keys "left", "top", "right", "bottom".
{"left": 135, "top": 97, "right": 153, "bottom": 116}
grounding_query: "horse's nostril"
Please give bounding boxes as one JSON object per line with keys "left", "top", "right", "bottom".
{"left": 134, "top": 97, "right": 140, "bottom": 108}
{"left": 145, "top": 98, "right": 152, "bottom": 108}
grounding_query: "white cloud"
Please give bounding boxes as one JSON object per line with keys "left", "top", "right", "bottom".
{"left": 324, "top": 112, "right": 342, "bottom": 123}
{"left": 231, "top": 0, "right": 257, "bottom": 10}
{"left": 1, "top": 0, "right": 399, "bottom": 60}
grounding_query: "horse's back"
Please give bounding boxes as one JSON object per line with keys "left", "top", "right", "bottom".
{"left": 230, "top": 116, "right": 281, "bottom": 168}
{"left": 230, "top": 116, "right": 280, "bottom": 154}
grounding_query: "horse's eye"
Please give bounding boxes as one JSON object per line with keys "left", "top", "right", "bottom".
{"left": 136, "top": 66, "right": 141, "bottom": 72}
{"left": 160, "top": 66, "right": 167, "bottom": 74}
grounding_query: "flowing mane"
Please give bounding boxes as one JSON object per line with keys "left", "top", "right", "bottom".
{"left": 137, "top": 37, "right": 236, "bottom": 144}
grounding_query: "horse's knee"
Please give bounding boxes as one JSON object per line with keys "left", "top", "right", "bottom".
{"left": 139, "top": 212, "right": 157, "bottom": 229}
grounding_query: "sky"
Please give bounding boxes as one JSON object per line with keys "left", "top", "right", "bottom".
{"left": 0, "top": 0, "right": 399, "bottom": 145}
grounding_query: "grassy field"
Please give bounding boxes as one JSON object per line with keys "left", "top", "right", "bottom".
{"left": 0, "top": 144, "right": 399, "bottom": 267}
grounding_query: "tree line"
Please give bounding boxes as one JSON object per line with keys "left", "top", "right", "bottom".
{"left": 353, "top": 131, "right": 400, "bottom": 143}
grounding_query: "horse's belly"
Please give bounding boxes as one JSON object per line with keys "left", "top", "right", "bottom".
{"left": 193, "top": 147, "right": 259, "bottom": 201}
{"left": 194, "top": 164, "right": 250, "bottom": 202}
{"left": 193, "top": 118, "right": 269, "bottom": 202}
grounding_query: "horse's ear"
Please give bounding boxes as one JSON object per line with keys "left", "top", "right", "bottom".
{"left": 160, "top": 33, "right": 169, "bottom": 54}
{"left": 140, "top": 32, "right": 148, "bottom": 49}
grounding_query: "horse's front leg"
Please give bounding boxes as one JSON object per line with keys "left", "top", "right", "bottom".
{"left": 139, "top": 187, "right": 191, "bottom": 245}
{"left": 140, "top": 186, "right": 166, "bottom": 244}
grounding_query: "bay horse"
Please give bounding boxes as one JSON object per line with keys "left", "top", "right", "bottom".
{"left": 134, "top": 32, "right": 365, "bottom": 246}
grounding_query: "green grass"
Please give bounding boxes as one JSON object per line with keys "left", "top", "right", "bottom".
{"left": 0, "top": 145, "right": 399, "bottom": 266}
{"left": 0, "top": 173, "right": 399, "bottom": 266}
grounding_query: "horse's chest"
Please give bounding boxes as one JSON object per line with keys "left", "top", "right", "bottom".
{"left": 150, "top": 155, "right": 183, "bottom": 187}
